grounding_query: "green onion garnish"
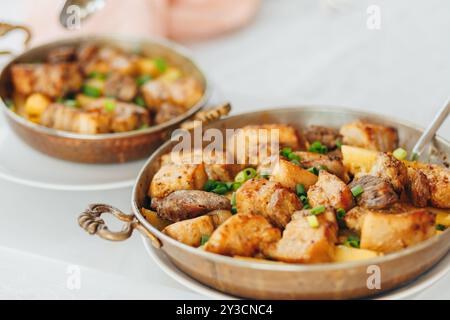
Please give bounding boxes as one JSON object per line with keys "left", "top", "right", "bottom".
{"left": 308, "top": 141, "right": 328, "bottom": 154}
{"left": 235, "top": 168, "right": 257, "bottom": 183}
{"left": 231, "top": 192, "right": 236, "bottom": 207}
{"left": 260, "top": 174, "right": 270, "bottom": 180}
{"left": 139, "top": 123, "right": 149, "bottom": 130}
{"left": 231, "top": 207, "right": 238, "bottom": 215}
{"left": 288, "top": 153, "right": 301, "bottom": 161}
{"left": 436, "top": 224, "right": 446, "bottom": 231}
{"left": 204, "top": 179, "right": 235, "bottom": 195}
{"left": 351, "top": 185, "right": 364, "bottom": 197}
{"left": 310, "top": 205, "right": 325, "bottom": 215}
{"left": 134, "top": 96, "right": 146, "bottom": 107}
{"left": 307, "top": 167, "right": 319, "bottom": 175}
{"left": 296, "top": 184, "right": 306, "bottom": 197}
{"left": 200, "top": 234, "right": 210, "bottom": 246}
{"left": 104, "top": 100, "right": 116, "bottom": 112}
{"left": 411, "top": 152, "right": 419, "bottom": 161}
{"left": 82, "top": 85, "right": 101, "bottom": 98}
{"left": 336, "top": 208, "right": 346, "bottom": 220}
{"left": 393, "top": 148, "right": 408, "bottom": 160}
{"left": 88, "top": 71, "right": 107, "bottom": 80}
{"left": 136, "top": 74, "right": 152, "bottom": 86}
{"left": 336, "top": 139, "right": 343, "bottom": 149}
{"left": 344, "top": 235, "right": 360, "bottom": 248}
{"left": 154, "top": 57, "right": 167, "bottom": 73}
{"left": 280, "top": 147, "right": 292, "bottom": 158}
{"left": 307, "top": 215, "right": 319, "bottom": 228}
{"left": 291, "top": 159, "right": 301, "bottom": 166}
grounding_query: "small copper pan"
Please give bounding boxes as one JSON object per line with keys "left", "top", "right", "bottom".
{"left": 0, "top": 29, "right": 222, "bottom": 163}
{"left": 78, "top": 106, "right": 450, "bottom": 299}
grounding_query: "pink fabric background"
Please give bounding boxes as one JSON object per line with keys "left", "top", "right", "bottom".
{"left": 26, "top": 0, "right": 261, "bottom": 45}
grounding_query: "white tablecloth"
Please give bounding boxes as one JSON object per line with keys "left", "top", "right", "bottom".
{"left": 0, "top": 0, "right": 449, "bottom": 299}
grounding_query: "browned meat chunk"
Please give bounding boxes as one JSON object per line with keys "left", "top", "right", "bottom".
{"left": 204, "top": 214, "right": 281, "bottom": 257}
{"left": 406, "top": 167, "right": 431, "bottom": 207}
{"left": 103, "top": 73, "right": 138, "bottom": 102}
{"left": 307, "top": 171, "right": 354, "bottom": 211}
{"left": 340, "top": 120, "right": 398, "bottom": 152}
{"left": 236, "top": 178, "right": 302, "bottom": 228}
{"left": 348, "top": 175, "right": 398, "bottom": 209}
{"left": 11, "top": 63, "right": 83, "bottom": 98}
{"left": 360, "top": 208, "right": 435, "bottom": 253}
{"left": 47, "top": 46, "right": 77, "bottom": 63}
{"left": 370, "top": 153, "right": 408, "bottom": 194}
{"left": 162, "top": 210, "right": 232, "bottom": 247}
{"left": 154, "top": 103, "right": 185, "bottom": 125}
{"left": 77, "top": 44, "right": 136, "bottom": 75}
{"left": 264, "top": 209, "right": 338, "bottom": 263}
{"left": 294, "top": 151, "right": 349, "bottom": 182}
{"left": 417, "top": 164, "right": 450, "bottom": 209}
{"left": 151, "top": 190, "right": 231, "bottom": 222}
{"left": 303, "top": 125, "right": 342, "bottom": 150}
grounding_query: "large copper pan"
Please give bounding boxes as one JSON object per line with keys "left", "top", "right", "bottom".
{"left": 79, "top": 107, "right": 450, "bottom": 299}
{"left": 0, "top": 33, "right": 213, "bottom": 163}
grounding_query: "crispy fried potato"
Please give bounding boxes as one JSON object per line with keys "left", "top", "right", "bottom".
{"left": 334, "top": 245, "right": 381, "bottom": 262}
{"left": 269, "top": 158, "right": 318, "bottom": 191}
{"left": 141, "top": 208, "right": 170, "bottom": 230}
{"left": 149, "top": 163, "right": 207, "bottom": 198}
{"left": 341, "top": 145, "right": 378, "bottom": 176}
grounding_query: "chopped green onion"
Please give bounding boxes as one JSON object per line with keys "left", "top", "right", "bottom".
{"left": 344, "top": 235, "right": 360, "bottom": 248}
{"left": 296, "top": 184, "right": 306, "bottom": 197}
{"left": 154, "top": 57, "right": 167, "bottom": 73}
{"left": 136, "top": 74, "right": 152, "bottom": 86}
{"left": 299, "top": 195, "right": 310, "bottom": 209}
{"left": 288, "top": 153, "right": 301, "bottom": 162}
{"left": 212, "top": 185, "right": 228, "bottom": 195}
{"left": 231, "top": 192, "right": 236, "bottom": 207}
{"left": 139, "top": 123, "right": 149, "bottom": 130}
{"left": 436, "top": 224, "right": 446, "bottom": 231}
{"left": 307, "top": 215, "right": 319, "bottom": 228}
{"left": 318, "top": 165, "right": 328, "bottom": 171}
{"left": 231, "top": 207, "right": 238, "bottom": 215}
{"left": 411, "top": 152, "right": 419, "bottom": 161}
{"left": 260, "top": 174, "right": 270, "bottom": 180}
{"left": 336, "top": 208, "right": 346, "bottom": 220}
{"left": 291, "top": 159, "right": 301, "bottom": 166}
{"left": 231, "top": 182, "right": 241, "bottom": 191}
{"left": 310, "top": 205, "right": 325, "bottom": 215}
{"left": 351, "top": 185, "right": 364, "bottom": 197}
{"left": 134, "top": 96, "right": 146, "bottom": 107}
{"left": 307, "top": 167, "right": 319, "bottom": 175}
{"left": 336, "top": 139, "right": 343, "bottom": 149}
{"left": 104, "top": 100, "right": 116, "bottom": 112}
{"left": 393, "top": 148, "right": 408, "bottom": 160}
{"left": 308, "top": 141, "right": 328, "bottom": 154}
{"left": 280, "top": 147, "right": 292, "bottom": 158}
{"left": 235, "top": 168, "right": 257, "bottom": 183}
{"left": 204, "top": 179, "right": 218, "bottom": 192}
{"left": 88, "top": 71, "right": 107, "bottom": 80}
{"left": 204, "top": 179, "right": 235, "bottom": 195}
{"left": 82, "top": 85, "right": 101, "bottom": 97}
{"left": 200, "top": 234, "right": 210, "bottom": 246}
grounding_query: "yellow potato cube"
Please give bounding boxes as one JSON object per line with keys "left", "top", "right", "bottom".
{"left": 136, "top": 58, "right": 160, "bottom": 77}
{"left": 24, "top": 93, "right": 51, "bottom": 117}
{"left": 334, "top": 245, "right": 381, "bottom": 262}
{"left": 341, "top": 145, "right": 378, "bottom": 175}
{"left": 427, "top": 207, "right": 450, "bottom": 227}
{"left": 141, "top": 208, "right": 171, "bottom": 231}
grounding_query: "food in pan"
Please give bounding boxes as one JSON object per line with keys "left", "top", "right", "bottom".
{"left": 7, "top": 43, "right": 203, "bottom": 134}
{"left": 141, "top": 120, "right": 450, "bottom": 264}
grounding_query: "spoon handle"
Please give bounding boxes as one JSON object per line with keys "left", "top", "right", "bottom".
{"left": 411, "top": 99, "right": 450, "bottom": 160}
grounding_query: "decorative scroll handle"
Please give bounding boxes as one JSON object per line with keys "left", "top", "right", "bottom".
{"left": 0, "top": 22, "right": 32, "bottom": 55}
{"left": 78, "top": 204, "right": 161, "bottom": 248}
{"left": 180, "top": 102, "right": 231, "bottom": 130}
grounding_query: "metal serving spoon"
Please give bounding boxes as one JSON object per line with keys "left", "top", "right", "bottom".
{"left": 411, "top": 98, "right": 450, "bottom": 161}
{"left": 59, "top": 0, "right": 105, "bottom": 29}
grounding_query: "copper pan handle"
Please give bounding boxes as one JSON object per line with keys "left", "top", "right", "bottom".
{"left": 0, "top": 22, "right": 32, "bottom": 56}
{"left": 180, "top": 102, "right": 231, "bottom": 131}
{"left": 78, "top": 204, "right": 162, "bottom": 249}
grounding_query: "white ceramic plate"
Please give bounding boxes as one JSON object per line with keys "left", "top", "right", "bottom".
{"left": 143, "top": 237, "right": 450, "bottom": 300}
{"left": 0, "top": 112, "right": 144, "bottom": 190}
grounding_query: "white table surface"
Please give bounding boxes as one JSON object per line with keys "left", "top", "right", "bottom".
{"left": 0, "top": 0, "right": 449, "bottom": 299}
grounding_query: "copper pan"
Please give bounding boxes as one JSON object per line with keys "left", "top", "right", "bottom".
{"left": 78, "top": 106, "right": 450, "bottom": 299}
{"left": 0, "top": 29, "right": 219, "bottom": 163}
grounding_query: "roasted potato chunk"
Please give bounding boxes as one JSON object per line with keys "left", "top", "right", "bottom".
{"left": 341, "top": 145, "right": 378, "bottom": 176}
{"left": 269, "top": 158, "right": 318, "bottom": 191}
{"left": 151, "top": 190, "right": 231, "bottom": 222}
{"left": 149, "top": 163, "right": 207, "bottom": 198}
{"left": 307, "top": 171, "right": 354, "bottom": 211}
{"left": 264, "top": 209, "right": 338, "bottom": 263}
{"left": 236, "top": 178, "right": 302, "bottom": 228}
{"left": 340, "top": 120, "right": 398, "bottom": 152}
{"left": 163, "top": 210, "right": 232, "bottom": 247}
{"left": 360, "top": 208, "right": 435, "bottom": 253}
{"left": 204, "top": 214, "right": 281, "bottom": 257}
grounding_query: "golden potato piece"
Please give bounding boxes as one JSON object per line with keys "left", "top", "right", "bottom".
{"left": 341, "top": 145, "right": 378, "bottom": 176}
{"left": 204, "top": 214, "right": 281, "bottom": 257}
{"left": 24, "top": 93, "right": 51, "bottom": 117}
{"left": 334, "top": 245, "right": 381, "bottom": 262}
{"left": 149, "top": 163, "right": 207, "bottom": 198}
{"left": 269, "top": 158, "right": 318, "bottom": 191}
{"left": 141, "top": 208, "right": 170, "bottom": 231}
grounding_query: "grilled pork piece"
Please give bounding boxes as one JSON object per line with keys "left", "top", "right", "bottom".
{"left": 204, "top": 214, "right": 281, "bottom": 257}
{"left": 418, "top": 164, "right": 450, "bottom": 208}
{"left": 307, "top": 171, "right": 354, "bottom": 211}
{"left": 149, "top": 163, "right": 208, "bottom": 199}
{"left": 103, "top": 73, "right": 138, "bottom": 102}
{"left": 348, "top": 175, "right": 398, "bottom": 209}
{"left": 370, "top": 153, "right": 408, "bottom": 194}
{"left": 141, "top": 77, "right": 202, "bottom": 110}
{"left": 406, "top": 167, "right": 431, "bottom": 207}
{"left": 163, "top": 210, "right": 232, "bottom": 247}
{"left": 77, "top": 44, "right": 137, "bottom": 75}
{"left": 294, "top": 151, "right": 349, "bottom": 182}
{"left": 154, "top": 103, "right": 185, "bottom": 125}
{"left": 303, "top": 125, "right": 343, "bottom": 150}
{"left": 264, "top": 208, "right": 338, "bottom": 263}
{"left": 40, "top": 103, "right": 110, "bottom": 134}
{"left": 236, "top": 178, "right": 302, "bottom": 228}
{"left": 151, "top": 190, "right": 231, "bottom": 222}
{"left": 11, "top": 63, "right": 83, "bottom": 98}
{"left": 340, "top": 120, "right": 398, "bottom": 152}
{"left": 47, "top": 46, "right": 77, "bottom": 63}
